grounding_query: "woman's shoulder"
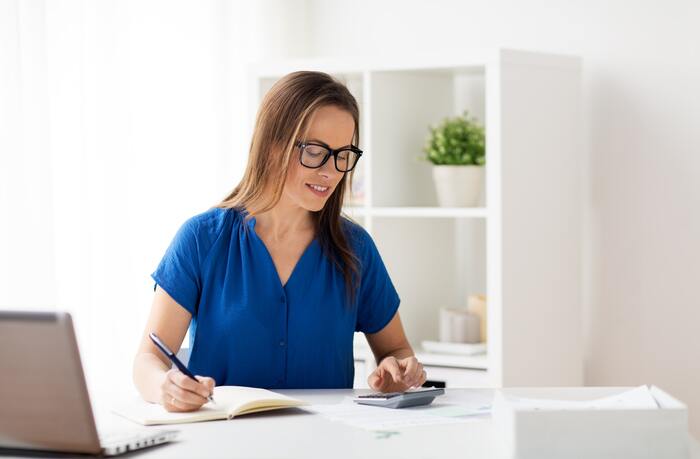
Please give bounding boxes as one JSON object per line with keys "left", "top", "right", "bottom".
{"left": 341, "top": 216, "right": 375, "bottom": 254}
{"left": 181, "top": 206, "right": 245, "bottom": 245}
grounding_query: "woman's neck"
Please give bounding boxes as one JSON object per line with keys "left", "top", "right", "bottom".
{"left": 253, "top": 197, "right": 314, "bottom": 242}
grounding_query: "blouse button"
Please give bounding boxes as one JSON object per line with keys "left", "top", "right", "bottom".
{"left": 279, "top": 340, "right": 286, "bottom": 347}
{"left": 280, "top": 295, "right": 285, "bottom": 303}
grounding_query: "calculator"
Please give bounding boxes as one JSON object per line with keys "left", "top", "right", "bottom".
{"left": 353, "top": 387, "right": 445, "bottom": 409}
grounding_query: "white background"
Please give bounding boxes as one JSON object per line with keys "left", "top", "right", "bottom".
{"left": 2, "top": 0, "right": 699, "bottom": 438}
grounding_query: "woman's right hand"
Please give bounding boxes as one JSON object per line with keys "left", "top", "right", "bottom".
{"left": 160, "top": 368, "right": 215, "bottom": 412}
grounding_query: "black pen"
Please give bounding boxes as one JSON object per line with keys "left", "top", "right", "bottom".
{"left": 149, "top": 332, "right": 215, "bottom": 404}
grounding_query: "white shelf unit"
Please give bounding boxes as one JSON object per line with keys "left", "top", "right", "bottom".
{"left": 250, "top": 49, "right": 583, "bottom": 388}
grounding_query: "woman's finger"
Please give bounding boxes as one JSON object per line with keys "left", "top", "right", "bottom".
{"left": 172, "top": 383, "right": 208, "bottom": 406}
{"left": 161, "top": 388, "right": 201, "bottom": 412}
{"left": 402, "top": 357, "right": 420, "bottom": 386}
{"left": 195, "top": 375, "right": 216, "bottom": 397}
{"left": 168, "top": 395, "right": 201, "bottom": 412}
{"left": 380, "top": 357, "right": 404, "bottom": 384}
{"left": 368, "top": 366, "right": 387, "bottom": 391}
{"left": 166, "top": 377, "right": 208, "bottom": 406}
{"left": 410, "top": 362, "right": 424, "bottom": 387}
{"left": 169, "top": 370, "right": 211, "bottom": 399}
{"left": 201, "top": 376, "right": 216, "bottom": 390}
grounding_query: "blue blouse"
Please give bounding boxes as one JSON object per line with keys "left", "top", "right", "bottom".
{"left": 150, "top": 207, "right": 400, "bottom": 389}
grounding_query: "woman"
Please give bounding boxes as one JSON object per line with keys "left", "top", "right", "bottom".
{"left": 133, "top": 71, "right": 426, "bottom": 412}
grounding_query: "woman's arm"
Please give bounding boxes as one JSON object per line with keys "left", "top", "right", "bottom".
{"left": 364, "top": 312, "right": 427, "bottom": 392}
{"left": 133, "top": 285, "right": 214, "bottom": 411}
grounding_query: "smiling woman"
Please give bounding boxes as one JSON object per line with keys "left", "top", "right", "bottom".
{"left": 132, "top": 71, "right": 426, "bottom": 413}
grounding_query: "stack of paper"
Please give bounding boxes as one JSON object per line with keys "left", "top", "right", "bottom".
{"left": 500, "top": 385, "right": 660, "bottom": 411}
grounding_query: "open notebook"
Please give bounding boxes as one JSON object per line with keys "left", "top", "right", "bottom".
{"left": 113, "top": 386, "right": 307, "bottom": 425}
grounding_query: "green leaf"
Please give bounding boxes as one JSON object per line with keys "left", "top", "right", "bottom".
{"left": 422, "top": 110, "right": 486, "bottom": 166}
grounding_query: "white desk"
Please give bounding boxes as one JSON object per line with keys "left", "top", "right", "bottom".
{"left": 96, "top": 388, "right": 700, "bottom": 459}
{"left": 8, "top": 389, "right": 700, "bottom": 458}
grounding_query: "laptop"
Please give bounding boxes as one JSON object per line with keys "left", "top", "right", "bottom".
{"left": 0, "top": 310, "right": 179, "bottom": 456}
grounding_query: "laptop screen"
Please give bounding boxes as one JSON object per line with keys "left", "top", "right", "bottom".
{"left": 0, "top": 311, "right": 101, "bottom": 454}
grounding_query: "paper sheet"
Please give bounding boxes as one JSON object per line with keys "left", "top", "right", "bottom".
{"left": 304, "top": 398, "right": 491, "bottom": 431}
{"left": 502, "top": 385, "right": 660, "bottom": 411}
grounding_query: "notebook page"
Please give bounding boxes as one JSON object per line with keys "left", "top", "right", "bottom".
{"left": 111, "top": 398, "right": 228, "bottom": 425}
{"left": 215, "top": 386, "right": 306, "bottom": 417}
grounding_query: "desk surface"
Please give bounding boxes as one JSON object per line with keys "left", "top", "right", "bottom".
{"left": 7, "top": 389, "right": 700, "bottom": 459}
{"left": 104, "top": 389, "right": 498, "bottom": 459}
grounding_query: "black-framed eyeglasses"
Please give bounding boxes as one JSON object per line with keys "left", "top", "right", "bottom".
{"left": 296, "top": 141, "right": 363, "bottom": 173}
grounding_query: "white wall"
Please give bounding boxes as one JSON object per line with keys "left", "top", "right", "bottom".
{"left": 0, "top": 0, "right": 300, "bottom": 401}
{"left": 304, "top": 0, "right": 700, "bottom": 437}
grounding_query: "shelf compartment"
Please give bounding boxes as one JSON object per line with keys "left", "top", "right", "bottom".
{"left": 368, "top": 68, "right": 487, "bottom": 208}
{"left": 370, "top": 217, "right": 486, "bottom": 348}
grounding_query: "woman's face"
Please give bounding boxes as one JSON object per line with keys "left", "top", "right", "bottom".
{"left": 282, "top": 105, "right": 355, "bottom": 213}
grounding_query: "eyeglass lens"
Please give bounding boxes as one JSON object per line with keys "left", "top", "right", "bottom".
{"left": 301, "top": 144, "right": 359, "bottom": 172}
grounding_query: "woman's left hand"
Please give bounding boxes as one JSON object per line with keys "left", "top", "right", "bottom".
{"left": 367, "top": 355, "right": 427, "bottom": 393}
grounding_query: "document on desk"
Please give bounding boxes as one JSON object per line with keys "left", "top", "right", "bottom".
{"left": 304, "top": 398, "right": 491, "bottom": 431}
{"left": 500, "top": 385, "right": 660, "bottom": 411}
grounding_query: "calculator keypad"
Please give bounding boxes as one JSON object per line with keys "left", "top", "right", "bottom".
{"left": 357, "top": 392, "right": 403, "bottom": 399}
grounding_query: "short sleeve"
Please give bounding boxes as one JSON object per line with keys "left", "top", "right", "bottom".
{"left": 151, "top": 217, "right": 202, "bottom": 316}
{"left": 353, "top": 226, "right": 401, "bottom": 334}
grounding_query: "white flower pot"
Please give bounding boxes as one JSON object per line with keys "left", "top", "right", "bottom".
{"left": 432, "top": 165, "right": 484, "bottom": 207}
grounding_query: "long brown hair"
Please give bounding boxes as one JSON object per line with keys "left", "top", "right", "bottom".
{"left": 214, "top": 71, "right": 360, "bottom": 304}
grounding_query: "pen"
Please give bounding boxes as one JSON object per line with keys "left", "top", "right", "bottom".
{"left": 149, "top": 332, "right": 215, "bottom": 404}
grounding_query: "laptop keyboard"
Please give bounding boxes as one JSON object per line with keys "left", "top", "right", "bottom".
{"left": 99, "top": 429, "right": 178, "bottom": 456}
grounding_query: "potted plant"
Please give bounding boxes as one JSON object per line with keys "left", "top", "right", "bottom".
{"left": 423, "top": 111, "right": 485, "bottom": 207}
